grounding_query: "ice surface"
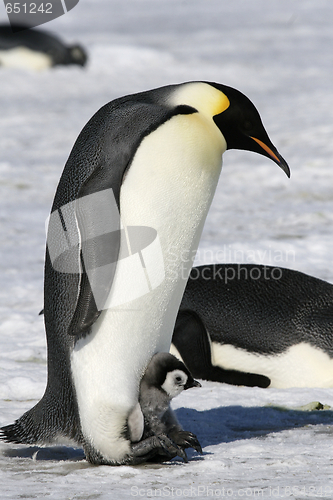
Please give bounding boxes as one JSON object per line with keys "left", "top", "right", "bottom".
{"left": 1, "top": 0, "right": 333, "bottom": 498}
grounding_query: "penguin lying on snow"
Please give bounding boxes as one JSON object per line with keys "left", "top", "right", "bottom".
{"left": 172, "top": 264, "right": 333, "bottom": 389}
{"left": 1, "top": 81, "right": 289, "bottom": 465}
{"left": 128, "top": 353, "right": 202, "bottom": 463}
{"left": 0, "top": 24, "right": 87, "bottom": 69}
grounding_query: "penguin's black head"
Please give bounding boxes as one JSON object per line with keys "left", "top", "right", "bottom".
{"left": 67, "top": 45, "right": 88, "bottom": 66}
{"left": 209, "top": 82, "right": 290, "bottom": 178}
{"left": 142, "top": 353, "right": 201, "bottom": 399}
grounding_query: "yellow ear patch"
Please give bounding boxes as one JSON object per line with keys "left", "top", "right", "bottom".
{"left": 170, "top": 82, "right": 230, "bottom": 118}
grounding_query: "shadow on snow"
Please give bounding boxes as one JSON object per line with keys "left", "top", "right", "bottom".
{"left": 2, "top": 404, "right": 333, "bottom": 463}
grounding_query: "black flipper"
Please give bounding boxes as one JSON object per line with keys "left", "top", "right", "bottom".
{"left": 172, "top": 310, "right": 270, "bottom": 388}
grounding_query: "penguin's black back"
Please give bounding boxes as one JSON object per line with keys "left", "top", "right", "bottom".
{"left": 180, "top": 264, "right": 333, "bottom": 356}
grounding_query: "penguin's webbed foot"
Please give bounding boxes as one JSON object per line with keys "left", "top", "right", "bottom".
{"left": 168, "top": 429, "right": 202, "bottom": 454}
{"left": 157, "top": 433, "right": 188, "bottom": 462}
{"left": 130, "top": 434, "right": 188, "bottom": 464}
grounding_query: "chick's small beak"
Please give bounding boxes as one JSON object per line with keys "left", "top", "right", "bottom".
{"left": 251, "top": 136, "right": 290, "bottom": 178}
{"left": 185, "top": 379, "right": 202, "bottom": 390}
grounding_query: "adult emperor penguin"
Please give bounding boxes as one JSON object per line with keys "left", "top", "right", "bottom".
{"left": 0, "top": 24, "right": 87, "bottom": 69}
{"left": 1, "top": 82, "right": 289, "bottom": 465}
{"left": 172, "top": 264, "right": 333, "bottom": 389}
{"left": 128, "top": 352, "right": 202, "bottom": 463}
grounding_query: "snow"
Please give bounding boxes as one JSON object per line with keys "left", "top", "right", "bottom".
{"left": 1, "top": 0, "right": 333, "bottom": 497}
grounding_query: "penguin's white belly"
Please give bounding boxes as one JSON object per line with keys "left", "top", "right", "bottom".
{"left": 211, "top": 341, "right": 333, "bottom": 388}
{"left": 0, "top": 47, "right": 52, "bottom": 70}
{"left": 71, "top": 113, "right": 225, "bottom": 461}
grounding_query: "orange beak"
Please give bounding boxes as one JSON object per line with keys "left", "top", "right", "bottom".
{"left": 251, "top": 136, "right": 290, "bottom": 178}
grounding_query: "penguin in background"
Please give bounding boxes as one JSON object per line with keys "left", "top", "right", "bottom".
{"left": 1, "top": 81, "right": 289, "bottom": 465}
{"left": 172, "top": 263, "right": 333, "bottom": 389}
{"left": 0, "top": 24, "right": 87, "bottom": 70}
{"left": 128, "top": 353, "right": 202, "bottom": 463}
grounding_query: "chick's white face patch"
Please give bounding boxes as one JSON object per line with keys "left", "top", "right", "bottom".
{"left": 161, "top": 369, "right": 188, "bottom": 398}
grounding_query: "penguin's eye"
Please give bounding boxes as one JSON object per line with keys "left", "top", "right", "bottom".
{"left": 175, "top": 373, "right": 187, "bottom": 387}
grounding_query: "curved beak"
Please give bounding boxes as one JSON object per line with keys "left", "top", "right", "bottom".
{"left": 185, "top": 379, "right": 202, "bottom": 390}
{"left": 251, "top": 136, "right": 290, "bottom": 178}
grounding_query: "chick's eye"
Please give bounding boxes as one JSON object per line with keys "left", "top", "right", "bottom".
{"left": 175, "top": 376, "right": 182, "bottom": 383}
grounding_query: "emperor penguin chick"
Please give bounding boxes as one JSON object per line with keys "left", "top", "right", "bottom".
{"left": 128, "top": 353, "right": 202, "bottom": 463}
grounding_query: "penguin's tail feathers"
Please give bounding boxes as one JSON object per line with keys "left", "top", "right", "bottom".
{"left": 0, "top": 411, "right": 41, "bottom": 445}
{"left": 0, "top": 422, "right": 25, "bottom": 444}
